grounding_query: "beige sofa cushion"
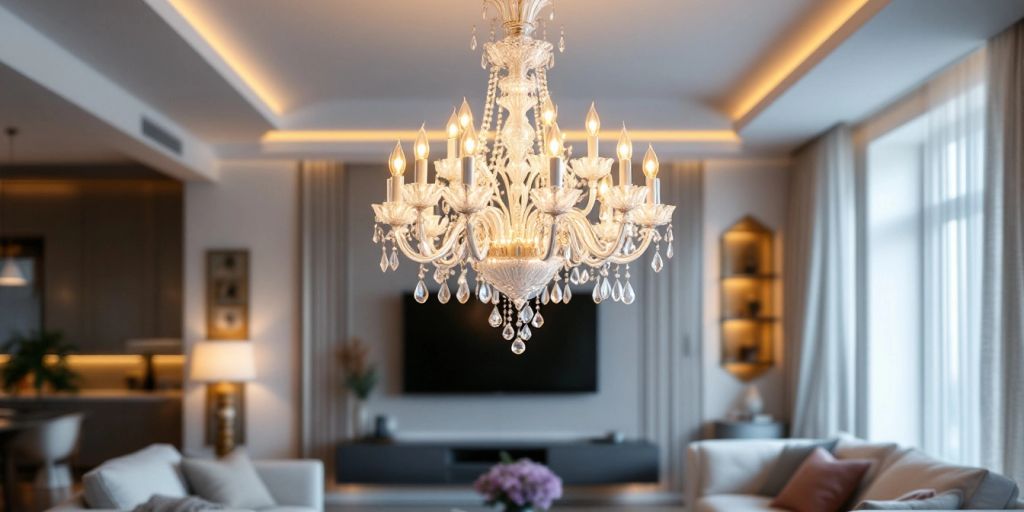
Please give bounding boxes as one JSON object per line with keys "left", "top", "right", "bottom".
{"left": 834, "top": 437, "right": 904, "bottom": 500}
{"left": 182, "top": 450, "right": 277, "bottom": 509}
{"left": 858, "top": 449, "right": 1018, "bottom": 509}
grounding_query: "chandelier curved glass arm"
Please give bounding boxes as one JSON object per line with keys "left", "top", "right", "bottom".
{"left": 371, "top": 0, "right": 676, "bottom": 354}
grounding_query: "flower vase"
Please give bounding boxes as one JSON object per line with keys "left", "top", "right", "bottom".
{"left": 348, "top": 398, "right": 368, "bottom": 440}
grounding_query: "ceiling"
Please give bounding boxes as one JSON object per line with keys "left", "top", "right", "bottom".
{"left": 0, "top": 0, "right": 1022, "bottom": 173}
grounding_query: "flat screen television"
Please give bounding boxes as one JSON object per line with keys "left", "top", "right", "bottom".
{"left": 402, "top": 293, "right": 598, "bottom": 393}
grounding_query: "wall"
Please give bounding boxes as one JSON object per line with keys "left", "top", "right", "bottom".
{"left": 183, "top": 161, "right": 299, "bottom": 458}
{"left": 702, "top": 159, "right": 790, "bottom": 428}
{"left": 2, "top": 178, "right": 182, "bottom": 352}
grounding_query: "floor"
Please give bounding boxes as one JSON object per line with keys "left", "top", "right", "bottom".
{"left": 329, "top": 507, "right": 685, "bottom": 511}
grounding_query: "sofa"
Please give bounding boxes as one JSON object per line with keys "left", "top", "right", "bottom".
{"left": 47, "top": 444, "right": 323, "bottom": 512}
{"left": 686, "top": 437, "right": 1023, "bottom": 511}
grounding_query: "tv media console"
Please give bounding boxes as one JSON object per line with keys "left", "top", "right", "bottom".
{"left": 335, "top": 440, "right": 659, "bottom": 485}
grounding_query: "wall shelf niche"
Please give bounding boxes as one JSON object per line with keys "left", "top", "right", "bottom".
{"left": 720, "top": 215, "right": 779, "bottom": 381}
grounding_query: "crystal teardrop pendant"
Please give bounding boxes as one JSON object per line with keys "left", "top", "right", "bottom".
{"left": 651, "top": 252, "right": 664, "bottom": 272}
{"left": 379, "top": 248, "right": 389, "bottom": 273}
{"left": 563, "top": 283, "right": 572, "bottom": 303}
{"left": 470, "top": 26, "right": 477, "bottom": 50}
{"left": 579, "top": 269, "right": 590, "bottom": 284}
{"left": 372, "top": 229, "right": 380, "bottom": 244}
{"left": 600, "top": 278, "right": 612, "bottom": 300}
{"left": 389, "top": 250, "right": 400, "bottom": 271}
{"left": 502, "top": 323, "right": 516, "bottom": 340}
{"left": 438, "top": 281, "right": 451, "bottom": 304}
{"left": 666, "top": 243, "right": 674, "bottom": 259}
{"left": 488, "top": 306, "right": 503, "bottom": 327}
{"left": 519, "top": 305, "right": 534, "bottom": 323}
{"left": 665, "top": 225, "right": 674, "bottom": 242}
{"left": 570, "top": 267, "right": 580, "bottom": 285}
{"left": 456, "top": 279, "right": 470, "bottom": 304}
{"left": 414, "top": 279, "right": 429, "bottom": 303}
{"left": 492, "top": 291, "right": 501, "bottom": 305}
{"left": 479, "top": 282, "right": 491, "bottom": 303}
{"left": 541, "top": 286, "right": 550, "bottom": 305}
{"left": 592, "top": 280, "right": 603, "bottom": 304}
{"left": 531, "top": 311, "right": 544, "bottom": 328}
{"left": 519, "top": 324, "right": 532, "bottom": 341}
{"left": 558, "top": 26, "right": 565, "bottom": 53}
{"left": 511, "top": 338, "right": 526, "bottom": 355}
{"left": 550, "top": 282, "right": 563, "bottom": 303}
{"left": 611, "top": 279, "right": 623, "bottom": 302}
{"left": 623, "top": 281, "right": 636, "bottom": 305}
{"left": 434, "top": 267, "right": 446, "bottom": 284}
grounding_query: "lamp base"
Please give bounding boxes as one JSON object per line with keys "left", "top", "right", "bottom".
{"left": 214, "top": 382, "right": 236, "bottom": 457}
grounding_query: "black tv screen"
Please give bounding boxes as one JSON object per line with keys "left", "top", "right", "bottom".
{"left": 402, "top": 293, "right": 598, "bottom": 393}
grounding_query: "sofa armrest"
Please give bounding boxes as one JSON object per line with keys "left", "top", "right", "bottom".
{"left": 686, "top": 439, "right": 816, "bottom": 505}
{"left": 254, "top": 459, "right": 324, "bottom": 511}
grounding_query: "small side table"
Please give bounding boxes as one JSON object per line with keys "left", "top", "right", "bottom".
{"left": 713, "top": 420, "right": 786, "bottom": 439}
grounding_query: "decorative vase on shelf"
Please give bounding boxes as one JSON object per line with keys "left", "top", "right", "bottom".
{"left": 742, "top": 385, "right": 764, "bottom": 419}
{"left": 348, "top": 398, "right": 368, "bottom": 440}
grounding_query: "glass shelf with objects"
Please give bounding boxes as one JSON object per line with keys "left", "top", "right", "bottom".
{"left": 719, "top": 216, "right": 780, "bottom": 381}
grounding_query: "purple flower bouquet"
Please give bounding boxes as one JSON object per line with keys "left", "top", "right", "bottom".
{"left": 473, "top": 457, "right": 563, "bottom": 511}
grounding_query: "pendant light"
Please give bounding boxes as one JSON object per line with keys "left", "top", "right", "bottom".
{"left": 0, "top": 127, "right": 27, "bottom": 287}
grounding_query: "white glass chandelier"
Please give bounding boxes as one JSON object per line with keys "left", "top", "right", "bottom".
{"left": 371, "top": 0, "right": 675, "bottom": 355}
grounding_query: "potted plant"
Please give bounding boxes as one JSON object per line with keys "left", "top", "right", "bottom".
{"left": 474, "top": 453, "right": 563, "bottom": 512}
{"left": 337, "top": 337, "right": 378, "bottom": 439}
{"left": 2, "top": 330, "right": 80, "bottom": 395}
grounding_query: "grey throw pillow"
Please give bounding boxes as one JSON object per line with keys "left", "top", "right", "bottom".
{"left": 854, "top": 490, "right": 963, "bottom": 510}
{"left": 759, "top": 439, "right": 839, "bottom": 496}
{"left": 181, "top": 450, "right": 276, "bottom": 509}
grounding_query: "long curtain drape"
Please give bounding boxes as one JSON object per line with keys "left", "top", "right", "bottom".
{"left": 785, "top": 125, "right": 857, "bottom": 438}
{"left": 919, "top": 50, "right": 987, "bottom": 466}
{"left": 299, "top": 161, "right": 348, "bottom": 471}
{"left": 980, "top": 21, "right": 1024, "bottom": 486}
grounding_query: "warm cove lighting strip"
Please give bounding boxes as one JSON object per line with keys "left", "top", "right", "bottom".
{"left": 163, "top": 0, "right": 285, "bottom": 116}
{"left": 0, "top": 355, "right": 184, "bottom": 365}
{"left": 728, "top": 0, "right": 889, "bottom": 125}
{"left": 262, "top": 130, "right": 740, "bottom": 144}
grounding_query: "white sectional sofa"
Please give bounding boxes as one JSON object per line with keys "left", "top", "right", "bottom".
{"left": 47, "top": 445, "right": 323, "bottom": 512}
{"left": 686, "top": 437, "right": 1022, "bottom": 511}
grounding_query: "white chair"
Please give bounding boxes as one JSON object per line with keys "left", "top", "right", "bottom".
{"left": 9, "top": 413, "right": 84, "bottom": 490}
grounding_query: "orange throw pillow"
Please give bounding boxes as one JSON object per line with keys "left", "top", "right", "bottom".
{"left": 771, "top": 447, "right": 871, "bottom": 512}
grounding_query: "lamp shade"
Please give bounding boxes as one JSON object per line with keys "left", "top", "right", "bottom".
{"left": 189, "top": 341, "right": 256, "bottom": 383}
{"left": 0, "top": 257, "right": 28, "bottom": 287}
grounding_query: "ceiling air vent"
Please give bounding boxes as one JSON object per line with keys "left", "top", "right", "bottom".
{"left": 141, "top": 116, "right": 183, "bottom": 156}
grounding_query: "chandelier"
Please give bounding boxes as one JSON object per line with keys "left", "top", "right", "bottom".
{"left": 371, "top": 0, "right": 675, "bottom": 355}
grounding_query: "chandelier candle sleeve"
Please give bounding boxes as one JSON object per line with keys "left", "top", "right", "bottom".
{"left": 446, "top": 109, "right": 460, "bottom": 159}
{"left": 389, "top": 142, "right": 406, "bottom": 203}
{"left": 461, "top": 124, "right": 477, "bottom": 186}
{"left": 617, "top": 127, "right": 633, "bottom": 186}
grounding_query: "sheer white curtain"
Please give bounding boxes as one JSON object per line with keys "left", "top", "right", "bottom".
{"left": 786, "top": 125, "right": 857, "bottom": 438}
{"left": 980, "top": 21, "right": 1024, "bottom": 486}
{"left": 919, "top": 50, "right": 987, "bottom": 466}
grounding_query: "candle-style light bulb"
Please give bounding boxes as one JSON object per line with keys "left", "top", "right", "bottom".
{"left": 389, "top": 141, "right": 407, "bottom": 176}
{"left": 415, "top": 124, "right": 430, "bottom": 160}
{"left": 461, "top": 123, "right": 478, "bottom": 156}
{"left": 586, "top": 103, "right": 601, "bottom": 136}
{"left": 446, "top": 109, "right": 460, "bottom": 138}
{"left": 616, "top": 124, "right": 633, "bottom": 160}
{"left": 642, "top": 144, "right": 659, "bottom": 179}
{"left": 546, "top": 124, "right": 563, "bottom": 157}
{"left": 458, "top": 98, "right": 474, "bottom": 130}
{"left": 540, "top": 97, "right": 558, "bottom": 126}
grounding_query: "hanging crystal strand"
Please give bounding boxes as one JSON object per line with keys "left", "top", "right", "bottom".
{"left": 623, "top": 264, "right": 636, "bottom": 305}
{"left": 387, "top": 246, "right": 398, "bottom": 270}
{"left": 558, "top": 25, "right": 566, "bottom": 53}
{"left": 414, "top": 265, "right": 429, "bottom": 304}
{"left": 502, "top": 298, "right": 515, "bottom": 340}
{"left": 532, "top": 296, "right": 545, "bottom": 328}
{"left": 470, "top": 25, "right": 477, "bottom": 51}
{"left": 665, "top": 224, "right": 674, "bottom": 259}
{"left": 651, "top": 242, "right": 664, "bottom": 272}
{"left": 456, "top": 269, "right": 470, "bottom": 303}
{"left": 611, "top": 264, "right": 624, "bottom": 302}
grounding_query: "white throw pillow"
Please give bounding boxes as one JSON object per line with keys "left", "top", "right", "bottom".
{"left": 82, "top": 444, "right": 189, "bottom": 509}
{"left": 181, "top": 449, "right": 276, "bottom": 509}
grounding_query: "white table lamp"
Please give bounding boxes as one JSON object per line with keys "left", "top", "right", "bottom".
{"left": 189, "top": 341, "right": 255, "bottom": 457}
